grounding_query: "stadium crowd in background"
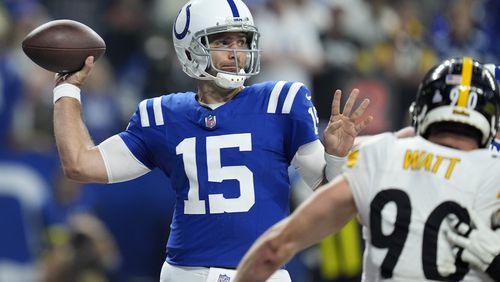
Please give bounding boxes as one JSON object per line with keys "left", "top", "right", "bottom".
{"left": 0, "top": 0, "right": 500, "bottom": 281}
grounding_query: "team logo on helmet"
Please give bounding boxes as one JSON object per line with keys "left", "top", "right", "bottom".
{"left": 174, "top": 4, "right": 191, "bottom": 40}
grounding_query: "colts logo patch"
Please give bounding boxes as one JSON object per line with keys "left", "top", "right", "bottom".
{"left": 205, "top": 115, "right": 217, "bottom": 129}
{"left": 217, "top": 274, "right": 231, "bottom": 282}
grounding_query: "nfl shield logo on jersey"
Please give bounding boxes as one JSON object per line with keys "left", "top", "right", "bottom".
{"left": 205, "top": 115, "right": 217, "bottom": 129}
{"left": 217, "top": 274, "right": 231, "bottom": 282}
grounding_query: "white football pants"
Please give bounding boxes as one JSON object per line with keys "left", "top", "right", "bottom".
{"left": 159, "top": 262, "right": 291, "bottom": 282}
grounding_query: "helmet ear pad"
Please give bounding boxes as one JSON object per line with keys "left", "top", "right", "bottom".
{"left": 197, "top": 50, "right": 210, "bottom": 72}
{"left": 186, "top": 40, "right": 211, "bottom": 74}
{"left": 245, "top": 52, "right": 252, "bottom": 71}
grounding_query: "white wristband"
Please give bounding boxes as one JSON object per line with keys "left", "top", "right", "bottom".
{"left": 325, "top": 153, "right": 346, "bottom": 182}
{"left": 53, "top": 83, "right": 81, "bottom": 104}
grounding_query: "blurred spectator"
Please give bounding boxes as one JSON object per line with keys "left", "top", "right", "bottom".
{"left": 78, "top": 169, "right": 175, "bottom": 282}
{"left": 0, "top": 9, "right": 22, "bottom": 148}
{"left": 313, "top": 1, "right": 360, "bottom": 121}
{"left": 0, "top": 148, "right": 60, "bottom": 282}
{"left": 103, "top": 0, "right": 149, "bottom": 102}
{"left": 310, "top": 219, "right": 363, "bottom": 282}
{"left": 252, "top": 0, "right": 324, "bottom": 89}
{"left": 481, "top": 0, "right": 500, "bottom": 60}
{"left": 80, "top": 57, "right": 129, "bottom": 144}
{"left": 2, "top": 1, "right": 55, "bottom": 151}
{"left": 430, "top": 0, "right": 497, "bottom": 62}
{"left": 42, "top": 212, "right": 120, "bottom": 282}
{"left": 324, "top": 0, "right": 398, "bottom": 47}
{"left": 147, "top": 0, "right": 197, "bottom": 95}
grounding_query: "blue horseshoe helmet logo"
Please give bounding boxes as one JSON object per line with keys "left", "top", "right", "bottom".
{"left": 174, "top": 4, "right": 191, "bottom": 40}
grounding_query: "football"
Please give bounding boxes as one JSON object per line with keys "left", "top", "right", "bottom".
{"left": 22, "top": 19, "right": 106, "bottom": 73}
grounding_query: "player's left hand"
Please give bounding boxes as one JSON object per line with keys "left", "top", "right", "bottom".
{"left": 445, "top": 211, "right": 500, "bottom": 280}
{"left": 323, "top": 89, "right": 373, "bottom": 157}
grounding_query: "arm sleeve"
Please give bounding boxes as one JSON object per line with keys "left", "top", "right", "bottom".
{"left": 98, "top": 135, "right": 150, "bottom": 183}
{"left": 291, "top": 140, "right": 325, "bottom": 190}
{"left": 98, "top": 98, "right": 166, "bottom": 183}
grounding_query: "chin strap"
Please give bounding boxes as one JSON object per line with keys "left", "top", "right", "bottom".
{"left": 214, "top": 70, "right": 249, "bottom": 89}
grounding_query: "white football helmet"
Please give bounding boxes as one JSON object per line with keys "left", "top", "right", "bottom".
{"left": 172, "top": 0, "right": 261, "bottom": 89}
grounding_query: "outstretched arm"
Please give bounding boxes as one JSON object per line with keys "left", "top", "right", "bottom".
{"left": 53, "top": 56, "right": 108, "bottom": 183}
{"left": 233, "top": 176, "right": 358, "bottom": 282}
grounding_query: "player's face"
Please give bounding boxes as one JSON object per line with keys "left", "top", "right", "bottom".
{"left": 207, "top": 32, "right": 248, "bottom": 73}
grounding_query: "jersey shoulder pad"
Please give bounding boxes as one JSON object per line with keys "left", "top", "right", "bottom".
{"left": 132, "top": 92, "right": 196, "bottom": 128}
{"left": 134, "top": 95, "right": 167, "bottom": 128}
{"left": 349, "top": 133, "right": 396, "bottom": 168}
{"left": 249, "top": 80, "right": 311, "bottom": 115}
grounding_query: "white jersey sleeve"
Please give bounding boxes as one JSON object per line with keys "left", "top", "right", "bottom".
{"left": 98, "top": 135, "right": 151, "bottom": 183}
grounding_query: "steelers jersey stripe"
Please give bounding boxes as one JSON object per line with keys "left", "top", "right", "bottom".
{"left": 139, "top": 100, "right": 150, "bottom": 127}
{"left": 267, "top": 81, "right": 286, "bottom": 113}
{"left": 457, "top": 56, "right": 473, "bottom": 107}
{"left": 153, "top": 97, "right": 164, "bottom": 126}
{"left": 282, "top": 82, "right": 304, "bottom": 114}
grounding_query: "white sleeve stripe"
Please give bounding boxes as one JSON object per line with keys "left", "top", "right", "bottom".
{"left": 139, "top": 100, "right": 150, "bottom": 127}
{"left": 98, "top": 135, "right": 151, "bottom": 183}
{"left": 267, "top": 81, "right": 286, "bottom": 113}
{"left": 153, "top": 97, "right": 164, "bottom": 126}
{"left": 282, "top": 82, "right": 303, "bottom": 114}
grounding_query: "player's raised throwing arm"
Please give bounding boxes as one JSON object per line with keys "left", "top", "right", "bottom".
{"left": 53, "top": 56, "right": 109, "bottom": 183}
{"left": 233, "top": 176, "right": 358, "bottom": 282}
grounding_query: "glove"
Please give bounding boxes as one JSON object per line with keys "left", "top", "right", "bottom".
{"left": 445, "top": 211, "right": 500, "bottom": 281}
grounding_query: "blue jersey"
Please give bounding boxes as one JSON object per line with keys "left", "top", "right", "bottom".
{"left": 119, "top": 81, "right": 319, "bottom": 267}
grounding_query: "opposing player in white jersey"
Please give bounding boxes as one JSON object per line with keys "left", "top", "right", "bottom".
{"left": 50, "top": 0, "right": 372, "bottom": 281}
{"left": 234, "top": 56, "right": 500, "bottom": 282}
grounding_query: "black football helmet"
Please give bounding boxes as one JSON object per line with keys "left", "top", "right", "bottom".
{"left": 410, "top": 57, "right": 500, "bottom": 148}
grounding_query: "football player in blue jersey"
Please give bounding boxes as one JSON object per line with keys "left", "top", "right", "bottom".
{"left": 50, "top": 0, "right": 372, "bottom": 281}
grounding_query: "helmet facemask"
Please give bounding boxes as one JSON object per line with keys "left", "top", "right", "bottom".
{"left": 189, "top": 24, "right": 260, "bottom": 88}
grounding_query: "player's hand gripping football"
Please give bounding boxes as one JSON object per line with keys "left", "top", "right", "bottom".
{"left": 446, "top": 211, "right": 500, "bottom": 281}
{"left": 323, "top": 89, "right": 373, "bottom": 157}
{"left": 54, "top": 56, "right": 94, "bottom": 87}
